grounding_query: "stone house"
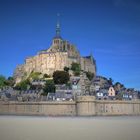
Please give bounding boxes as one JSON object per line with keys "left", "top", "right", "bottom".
{"left": 47, "top": 92, "right": 73, "bottom": 101}
{"left": 123, "top": 93, "right": 133, "bottom": 100}
{"left": 71, "top": 72, "right": 91, "bottom": 96}
{"left": 96, "top": 89, "right": 108, "bottom": 100}
{"left": 31, "top": 80, "right": 46, "bottom": 86}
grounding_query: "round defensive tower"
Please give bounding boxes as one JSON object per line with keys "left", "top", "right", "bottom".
{"left": 76, "top": 96, "right": 96, "bottom": 116}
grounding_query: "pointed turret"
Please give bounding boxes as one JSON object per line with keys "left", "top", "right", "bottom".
{"left": 54, "top": 13, "right": 62, "bottom": 39}
{"left": 52, "top": 14, "right": 63, "bottom": 48}
{"left": 90, "top": 52, "right": 97, "bottom": 73}
{"left": 90, "top": 51, "right": 94, "bottom": 64}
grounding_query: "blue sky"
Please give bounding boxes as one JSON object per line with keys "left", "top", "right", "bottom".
{"left": 0, "top": 0, "right": 140, "bottom": 90}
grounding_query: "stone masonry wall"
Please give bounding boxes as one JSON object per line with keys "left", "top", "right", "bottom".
{"left": 0, "top": 96, "right": 140, "bottom": 116}
{"left": 0, "top": 101, "right": 76, "bottom": 116}
{"left": 95, "top": 100, "right": 140, "bottom": 116}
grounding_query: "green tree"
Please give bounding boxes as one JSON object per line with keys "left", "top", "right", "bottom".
{"left": 86, "top": 72, "right": 94, "bottom": 81}
{"left": 64, "top": 66, "right": 69, "bottom": 72}
{"left": 53, "top": 71, "right": 70, "bottom": 84}
{"left": 71, "top": 62, "right": 81, "bottom": 76}
{"left": 74, "top": 71, "right": 80, "bottom": 76}
{"left": 66, "top": 82, "right": 72, "bottom": 89}
{"left": 71, "top": 62, "right": 80, "bottom": 71}
{"left": 108, "top": 78, "right": 113, "bottom": 86}
{"left": 5, "top": 77, "right": 15, "bottom": 87}
{"left": 0, "top": 75, "right": 6, "bottom": 88}
{"left": 114, "top": 82, "right": 124, "bottom": 92}
{"left": 43, "top": 74, "right": 50, "bottom": 78}
{"left": 28, "top": 71, "right": 41, "bottom": 80}
{"left": 14, "top": 79, "right": 30, "bottom": 90}
{"left": 43, "top": 80, "right": 55, "bottom": 96}
{"left": 114, "top": 82, "right": 124, "bottom": 88}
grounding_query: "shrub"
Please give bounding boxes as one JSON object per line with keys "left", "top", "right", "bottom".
{"left": 53, "top": 71, "right": 70, "bottom": 84}
{"left": 43, "top": 80, "right": 55, "bottom": 96}
{"left": 71, "top": 62, "right": 81, "bottom": 76}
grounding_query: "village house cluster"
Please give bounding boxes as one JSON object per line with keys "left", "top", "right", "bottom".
{"left": 0, "top": 73, "right": 140, "bottom": 102}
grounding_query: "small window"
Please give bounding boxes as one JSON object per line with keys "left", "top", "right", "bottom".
{"left": 63, "top": 45, "right": 65, "bottom": 50}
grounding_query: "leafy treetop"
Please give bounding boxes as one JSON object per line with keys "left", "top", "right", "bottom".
{"left": 53, "top": 70, "right": 70, "bottom": 84}
{"left": 71, "top": 62, "right": 81, "bottom": 76}
{"left": 43, "top": 80, "right": 55, "bottom": 96}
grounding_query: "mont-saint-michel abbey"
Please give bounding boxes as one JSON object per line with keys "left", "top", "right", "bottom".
{"left": 1, "top": 18, "right": 140, "bottom": 117}
{"left": 1, "top": 1, "right": 140, "bottom": 140}
{"left": 14, "top": 20, "right": 96, "bottom": 83}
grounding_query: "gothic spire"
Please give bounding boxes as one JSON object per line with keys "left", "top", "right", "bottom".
{"left": 90, "top": 50, "right": 94, "bottom": 64}
{"left": 55, "top": 13, "right": 61, "bottom": 38}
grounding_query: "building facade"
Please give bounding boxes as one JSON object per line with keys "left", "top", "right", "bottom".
{"left": 14, "top": 20, "right": 96, "bottom": 83}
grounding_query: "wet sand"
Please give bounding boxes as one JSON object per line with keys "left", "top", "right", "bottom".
{"left": 0, "top": 116, "right": 140, "bottom": 140}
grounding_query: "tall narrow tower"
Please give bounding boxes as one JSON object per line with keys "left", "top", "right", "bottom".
{"left": 52, "top": 14, "right": 62, "bottom": 47}
{"left": 55, "top": 13, "right": 61, "bottom": 38}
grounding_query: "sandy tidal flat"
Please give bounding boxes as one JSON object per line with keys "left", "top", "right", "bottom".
{"left": 0, "top": 116, "right": 140, "bottom": 140}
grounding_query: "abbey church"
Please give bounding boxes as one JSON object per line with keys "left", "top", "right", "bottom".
{"left": 14, "top": 20, "right": 96, "bottom": 83}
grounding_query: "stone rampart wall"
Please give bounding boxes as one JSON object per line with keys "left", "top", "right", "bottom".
{"left": 0, "top": 101, "right": 76, "bottom": 116}
{"left": 95, "top": 100, "right": 140, "bottom": 116}
{"left": 0, "top": 97, "right": 140, "bottom": 116}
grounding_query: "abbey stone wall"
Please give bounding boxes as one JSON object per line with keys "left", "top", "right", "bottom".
{"left": 14, "top": 37, "right": 96, "bottom": 83}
